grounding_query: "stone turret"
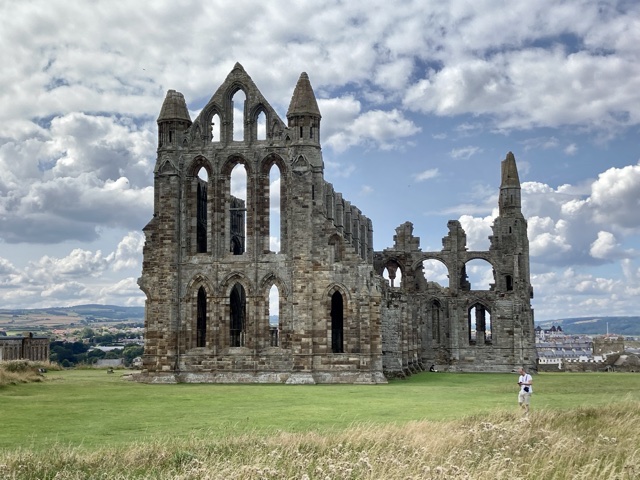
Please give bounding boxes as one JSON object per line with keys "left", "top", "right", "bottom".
{"left": 157, "top": 90, "right": 192, "bottom": 149}
{"left": 287, "top": 72, "right": 321, "bottom": 144}
{"left": 499, "top": 151, "right": 522, "bottom": 215}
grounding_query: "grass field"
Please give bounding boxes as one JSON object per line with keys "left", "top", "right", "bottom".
{"left": 2, "top": 370, "right": 640, "bottom": 478}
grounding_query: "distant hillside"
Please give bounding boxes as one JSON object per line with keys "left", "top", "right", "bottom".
{"left": 0, "top": 304, "right": 144, "bottom": 320}
{"left": 3, "top": 306, "right": 639, "bottom": 336}
{"left": 537, "top": 316, "right": 640, "bottom": 336}
{"left": 0, "top": 304, "right": 144, "bottom": 330}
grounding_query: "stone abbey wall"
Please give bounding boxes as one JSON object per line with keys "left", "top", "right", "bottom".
{"left": 136, "top": 64, "right": 536, "bottom": 384}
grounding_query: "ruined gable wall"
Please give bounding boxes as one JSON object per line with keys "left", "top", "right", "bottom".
{"left": 138, "top": 66, "right": 385, "bottom": 383}
{"left": 376, "top": 207, "right": 536, "bottom": 374}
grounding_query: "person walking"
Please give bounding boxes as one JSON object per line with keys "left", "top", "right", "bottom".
{"left": 517, "top": 367, "right": 533, "bottom": 414}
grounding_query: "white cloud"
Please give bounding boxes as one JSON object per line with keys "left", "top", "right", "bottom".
{"left": 458, "top": 214, "right": 493, "bottom": 251}
{"left": 590, "top": 163, "right": 640, "bottom": 230}
{"left": 110, "top": 232, "right": 145, "bottom": 272}
{"left": 0, "top": 233, "right": 146, "bottom": 308}
{"left": 1, "top": 0, "right": 639, "bottom": 320}
{"left": 564, "top": 143, "right": 578, "bottom": 155}
{"left": 450, "top": 146, "right": 482, "bottom": 160}
{"left": 414, "top": 168, "right": 439, "bottom": 182}
{"left": 590, "top": 231, "right": 619, "bottom": 260}
{"left": 319, "top": 96, "right": 420, "bottom": 152}
{"left": 97, "top": 277, "right": 144, "bottom": 306}
{"left": 460, "top": 162, "right": 640, "bottom": 271}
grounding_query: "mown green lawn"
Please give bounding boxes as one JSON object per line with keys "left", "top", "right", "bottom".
{"left": 2, "top": 370, "right": 639, "bottom": 450}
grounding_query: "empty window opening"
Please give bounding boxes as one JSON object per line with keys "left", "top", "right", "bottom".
{"left": 230, "top": 283, "right": 246, "bottom": 347}
{"left": 230, "top": 164, "right": 247, "bottom": 255}
{"left": 469, "top": 304, "right": 491, "bottom": 345}
{"left": 331, "top": 291, "right": 344, "bottom": 353}
{"left": 257, "top": 111, "right": 266, "bottom": 140}
{"left": 269, "top": 285, "right": 280, "bottom": 347}
{"left": 269, "top": 164, "right": 281, "bottom": 253}
{"left": 310, "top": 126, "right": 314, "bottom": 139}
{"left": 383, "top": 261, "right": 402, "bottom": 288}
{"left": 299, "top": 126, "right": 303, "bottom": 138}
{"left": 506, "top": 275, "right": 513, "bottom": 291}
{"left": 196, "top": 287, "right": 207, "bottom": 347}
{"left": 196, "top": 167, "right": 208, "bottom": 253}
{"left": 211, "top": 113, "right": 220, "bottom": 142}
{"left": 419, "top": 259, "right": 449, "bottom": 289}
{"left": 232, "top": 90, "right": 246, "bottom": 141}
{"left": 462, "top": 259, "right": 494, "bottom": 291}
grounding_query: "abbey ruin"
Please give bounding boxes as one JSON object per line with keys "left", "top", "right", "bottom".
{"left": 136, "top": 63, "right": 536, "bottom": 384}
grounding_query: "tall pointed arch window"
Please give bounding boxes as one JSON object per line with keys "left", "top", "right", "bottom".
{"left": 331, "top": 291, "right": 344, "bottom": 353}
{"left": 211, "top": 113, "right": 220, "bottom": 142}
{"left": 196, "top": 168, "right": 208, "bottom": 253}
{"left": 230, "top": 164, "right": 247, "bottom": 255}
{"left": 269, "top": 163, "right": 281, "bottom": 253}
{"left": 269, "top": 284, "right": 280, "bottom": 346}
{"left": 257, "top": 110, "right": 267, "bottom": 140}
{"left": 230, "top": 283, "right": 246, "bottom": 347}
{"left": 232, "top": 90, "right": 246, "bottom": 141}
{"left": 196, "top": 287, "right": 207, "bottom": 347}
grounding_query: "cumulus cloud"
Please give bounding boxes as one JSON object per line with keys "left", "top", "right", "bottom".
{"left": 319, "top": 97, "right": 420, "bottom": 152}
{"left": 590, "top": 231, "right": 620, "bottom": 260}
{"left": 459, "top": 214, "right": 493, "bottom": 250}
{"left": 590, "top": 163, "right": 640, "bottom": 230}
{"left": 455, "top": 161, "right": 640, "bottom": 319}
{"left": 96, "top": 277, "right": 143, "bottom": 306}
{"left": 1, "top": 0, "right": 640, "bottom": 317}
{"left": 110, "top": 232, "right": 145, "bottom": 271}
{"left": 0, "top": 232, "right": 145, "bottom": 308}
{"left": 521, "top": 166, "right": 640, "bottom": 266}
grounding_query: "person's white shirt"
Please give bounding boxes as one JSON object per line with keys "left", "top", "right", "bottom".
{"left": 519, "top": 372, "right": 533, "bottom": 393}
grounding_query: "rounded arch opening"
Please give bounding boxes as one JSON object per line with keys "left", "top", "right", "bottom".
{"left": 461, "top": 259, "right": 494, "bottom": 291}
{"left": 418, "top": 258, "right": 449, "bottom": 289}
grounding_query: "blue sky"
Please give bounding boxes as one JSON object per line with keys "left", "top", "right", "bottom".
{"left": 1, "top": 0, "right": 640, "bottom": 321}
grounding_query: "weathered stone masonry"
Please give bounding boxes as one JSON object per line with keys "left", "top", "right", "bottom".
{"left": 136, "top": 63, "right": 536, "bottom": 384}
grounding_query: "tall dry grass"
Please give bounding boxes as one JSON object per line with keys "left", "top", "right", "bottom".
{"left": 1, "top": 400, "right": 638, "bottom": 479}
{"left": 0, "top": 360, "right": 59, "bottom": 386}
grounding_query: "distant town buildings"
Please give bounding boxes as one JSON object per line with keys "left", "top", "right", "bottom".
{"left": 535, "top": 325, "right": 640, "bottom": 371}
{"left": 0, "top": 332, "right": 50, "bottom": 362}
